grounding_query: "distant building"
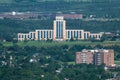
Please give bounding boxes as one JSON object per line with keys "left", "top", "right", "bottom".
{"left": 0, "top": 12, "right": 39, "bottom": 19}
{"left": 18, "top": 16, "right": 103, "bottom": 41}
{"left": 76, "top": 49, "right": 114, "bottom": 66}
{"left": 56, "top": 14, "right": 83, "bottom": 19}
{"left": 0, "top": 12, "right": 83, "bottom": 20}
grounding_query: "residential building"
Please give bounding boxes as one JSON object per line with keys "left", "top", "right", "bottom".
{"left": 76, "top": 51, "right": 93, "bottom": 64}
{"left": 18, "top": 16, "right": 103, "bottom": 41}
{"left": 76, "top": 49, "right": 114, "bottom": 66}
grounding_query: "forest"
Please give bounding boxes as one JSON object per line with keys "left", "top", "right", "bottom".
{"left": 0, "top": 0, "right": 120, "bottom": 18}
{"left": 0, "top": 42, "right": 120, "bottom": 80}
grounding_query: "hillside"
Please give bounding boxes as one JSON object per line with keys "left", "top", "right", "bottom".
{"left": 0, "top": 0, "right": 120, "bottom": 18}
{"left": 0, "top": 0, "right": 120, "bottom": 3}
{"left": 0, "top": 0, "right": 120, "bottom": 41}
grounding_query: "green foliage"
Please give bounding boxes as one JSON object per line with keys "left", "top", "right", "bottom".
{"left": 0, "top": 43, "right": 120, "bottom": 80}
{"left": 100, "top": 34, "right": 107, "bottom": 42}
{"left": 0, "top": 0, "right": 120, "bottom": 18}
{"left": 0, "top": 1, "right": 120, "bottom": 79}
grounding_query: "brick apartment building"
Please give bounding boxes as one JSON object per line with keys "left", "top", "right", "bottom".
{"left": 76, "top": 49, "right": 114, "bottom": 66}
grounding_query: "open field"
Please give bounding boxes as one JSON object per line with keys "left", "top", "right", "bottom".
{"left": 2, "top": 41, "right": 120, "bottom": 47}
{"left": 67, "top": 62, "right": 75, "bottom": 65}
{"left": 0, "top": 0, "right": 13, "bottom": 3}
{"left": 67, "top": 60, "right": 120, "bottom": 65}
{"left": 115, "top": 61, "right": 120, "bottom": 65}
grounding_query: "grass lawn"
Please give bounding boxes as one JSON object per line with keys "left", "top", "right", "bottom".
{"left": 0, "top": 0, "right": 13, "bottom": 3}
{"left": 115, "top": 60, "right": 120, "bottom": 65}
{"left": 2, "top": 42, "right": 13, "bottom": 47}
{"left": 67, "top": 62, "right": 75, "bottom": 65}
{"left": 2, "top": 40, "right": 120, "bottom": 47}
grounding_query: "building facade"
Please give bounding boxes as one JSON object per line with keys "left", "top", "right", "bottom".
{"left": 18, "top": 16, "right": 103, "bottom": 41}
{"left": 76, "top": 49, "right": 114, "bottom": 66}
{"left": 56, "top": 14, "right": 83, "bottom": 19}
{"left": 76, "top": 51, "right": 93, "bottom": 64}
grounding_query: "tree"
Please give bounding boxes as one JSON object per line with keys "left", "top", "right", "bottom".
{"left": 14, "top": 0, "right": 23, "bottom": 2}
{"left": 100, "top": 34, "right": 107, "bottom": 42}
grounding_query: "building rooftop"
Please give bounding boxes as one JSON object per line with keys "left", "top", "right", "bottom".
{"left": 56, "top": 16, "right": 64, "bottom": 20}
{"left": 81, "top": 49, "right": 110, "bottom": 53}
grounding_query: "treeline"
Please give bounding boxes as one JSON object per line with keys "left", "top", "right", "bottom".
{"left": 2, "top": 0, "right": 120, "bottom": 3}
{"left": 0, "top": 0, "right": 120, "bottom": 18}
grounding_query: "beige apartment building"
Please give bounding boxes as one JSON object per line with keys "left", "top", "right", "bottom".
{"left": 18, "top": 16, "right": 103, "bottom": 41}
{"left": 76, "top": 49, "right": 114, "bottom": 67}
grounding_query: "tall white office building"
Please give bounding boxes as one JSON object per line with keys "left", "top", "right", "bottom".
{"left": 53, "top": 16, "right": 66, "bottom": 41}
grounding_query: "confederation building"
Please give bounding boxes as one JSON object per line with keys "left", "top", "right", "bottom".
{"left": 18, "top": 16, "right": 103, "bottom": 41}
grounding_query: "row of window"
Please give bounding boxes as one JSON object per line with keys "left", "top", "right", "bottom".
{"left": 37, "top": 30, "right": 53, "bottom": 39}
{"left": 90, "top": 34, "right": 101, "bottom": 39}
{"left": 56, "top": 21, "right": 63, "bottom": 38}
{"left": 18, "top": 33, "right": 36, "bottom": 40}
{"left": 66, "top": 30, "right": 83, "bottom": 39}
{"left": 18, "top": 30, "right": 102, "bottom": 40}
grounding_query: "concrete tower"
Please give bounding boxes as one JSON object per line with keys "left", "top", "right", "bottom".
{"left": 53, "top": 16, "right": 66, "bottom": 41}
